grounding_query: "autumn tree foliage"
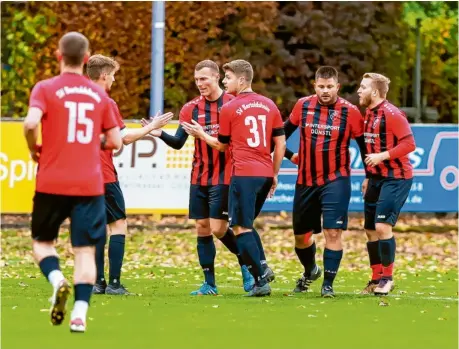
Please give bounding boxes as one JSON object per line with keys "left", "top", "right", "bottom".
{"left": 1, "top": 1, "right": 457, "bottom": 122}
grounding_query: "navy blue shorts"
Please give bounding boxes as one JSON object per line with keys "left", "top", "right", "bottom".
{"left": 105, "top": 181, "right": 126, "bottom": 224}
{"left": 31, "top": 192, "right": 106, "bottom": 247}
{"left": 189, "top": 184, "right": 229, "bottom": 220}
{"left": 228, "top": 176, "right": 273, "bottom": 229}
{"left": 364, "top": 177, "right": 413, "bottom": 230}
{"left": 293, "top": 176, "right": 351, "bottom": 235}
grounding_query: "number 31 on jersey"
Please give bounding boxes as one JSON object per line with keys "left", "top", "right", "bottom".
{"left": 245, "top": 115, "right": 266, "bottom": 148}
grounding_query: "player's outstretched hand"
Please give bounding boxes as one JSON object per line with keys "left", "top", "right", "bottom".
{"left": 149, "top": 112, "right": 174, "bottom": 130}
{"left": 291, "top": 153, "right": 299, "bottom": 165}
{"left": 140, "top": 118, "right": 150, "bottom": 127}
{"left": 140, "top": 118, "right": 161, "bottom": 137}
{"left": 269, "top": 175, "right": 278, "bottom": 198}
{"left": 182, "top": 119, "right": 205, "bottom": 139}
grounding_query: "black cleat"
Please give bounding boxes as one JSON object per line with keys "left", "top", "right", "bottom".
{"left": 245, "top": 283, "right": 271, "bottom": 297}
{"left": 106, "top": 283, "right": 130, "bottom": 295}
{"left": 92, "top": 280, "right": 107, "bottom": 295}
{"left": 293, "top": 265, "right": 322, "bottom": 293}
{"left": 263, "top": 265, "right": 275, "bottom": 283}
{"left": 321, "top": 285, "right": 335, "bottom": 298}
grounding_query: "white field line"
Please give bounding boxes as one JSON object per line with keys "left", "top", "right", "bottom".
{"left": 185, "top": 283, "right": 459, "bottom": 302}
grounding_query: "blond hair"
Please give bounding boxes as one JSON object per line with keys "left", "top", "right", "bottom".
{"left": 223, "top": 59, "right": 253, "bottom": 83}
{"left": 86, "top": 54, "right": 120, "bottom": 81}
{"left": 363, "top": 73, "right": 391, "bottom": 97}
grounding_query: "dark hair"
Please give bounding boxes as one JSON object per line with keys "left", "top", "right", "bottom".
{"left": 59, "top": 32, "right": 89, "bottom": 67}
{"left": 315, "top": 66, "right": 339, "bottom": 82}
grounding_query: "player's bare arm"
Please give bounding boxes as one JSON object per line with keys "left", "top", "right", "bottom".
{"left": 182, "top": 119, "right": 228, "bottom": 152}
{"left": 122, "top": 111, "right": 174, "bottom": 145}
{"left": 23, "top": 107, "right": 44, "bottom": 162}
{"left": 141, "top": 118, "right": 189, "bottom": 150}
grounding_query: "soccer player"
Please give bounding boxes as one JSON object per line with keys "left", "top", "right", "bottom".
{"left": 282, "top": 66, "right": 366, "bottom": 298}
{"left": 357, "top": 73, "right": 416, "bottom": 295}
{"left": 24, "top": 32, "right": 122, "bottom": 333}
{"left": 142, "top": 60, "right": 256, "bottom": 295}
{"left": 183, "top": 59, "right": 286, "bottom": 297}
{"left": 86, "top": 54, "right": 173, "bottom": 295}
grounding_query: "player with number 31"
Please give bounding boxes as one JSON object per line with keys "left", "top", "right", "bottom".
{"left": 183, "top": 59, "right": 286, "bottom": 297}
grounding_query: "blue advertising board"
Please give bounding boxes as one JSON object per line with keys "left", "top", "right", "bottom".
{"left": 263, "top": 124, "right": 458, "bottom": 212}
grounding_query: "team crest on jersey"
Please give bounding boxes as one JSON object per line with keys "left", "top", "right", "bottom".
{"left": 328, "top": 110, "right": 340, "bottom": 121}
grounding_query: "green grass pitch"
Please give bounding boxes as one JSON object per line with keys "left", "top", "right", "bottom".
{"left": 2, "top": 228, "right": 458, "bottom": 349}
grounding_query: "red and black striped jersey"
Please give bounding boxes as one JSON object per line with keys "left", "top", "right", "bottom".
{"left": 179, "top": 92, "right": 234, "bottom": 186}
{"left": 363, "top": 100, "right": 414, "bottom": 179}
{"left": 289, "top": 95, "right": 363, "bottom": 186}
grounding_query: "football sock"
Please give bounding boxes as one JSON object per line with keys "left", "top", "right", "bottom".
{"left": 236, "top": 232, "right": 266, "bottom": 286}
{"left": 367, "top": 241, "right": 382, "bottom": 282}
{"left": 197, "top": 236, "right": 216, "bottom": 287}
{"left": 323, "top": 248, "right": 343, "bottom": 287}
{"left": 251, "top": 229, "right": 266, "bottom": 261}
{"left": 39, "top": 256, "right": 64, "bottom": 289}
{"left": 218, "top": 228, "right": 244, "bottom": 266}
{"left": 109, "top": 235, "right": 125, "bottom": 285}
{"left": 295, "top": 242, "right": 317, "bottom": 276}
{"left": 95, "top": 235, "right": 106, "bottom": 283}
{"left": 379, "top": 237, "right": 396, "bottom": 280}
{"left": 72, "top": 284, "right": 92, "bottom": 320}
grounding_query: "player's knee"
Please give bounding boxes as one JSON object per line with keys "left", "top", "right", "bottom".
{"left": 375, "top": 223, "right": 392, "bottom": 239}
{"left": 365, "top": 230, "right": 378, "bottom": 241}
{"left": 211, "top": 229, "right": 226, "bottom": 239}
{"left": 209, "top": 219, "right": 227, "bottom": 239}
{"left": 109, "top": 219, "right": 127, "bottom": 236}
{"left": 295, "top": 232, "right": 314, "bottom": 248}
{"left": 196, "top": 219, "right": 211, "bottom": 237}
{"left": 324, "top": 229, "right": 342, "bottom": 244}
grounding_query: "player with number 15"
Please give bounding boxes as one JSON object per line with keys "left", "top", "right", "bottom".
{"left": 24, "top": 32, "right": 122, "bottom": 333}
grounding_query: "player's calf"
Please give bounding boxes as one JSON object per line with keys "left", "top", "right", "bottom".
{"left": 293, "top": 233, "right": 320, "bottom": 293}
{"left": 361, "top": 237, "right": 382, "bottom": 295}
{"left": 71, "top": 247, "right": 96, "bottom": 333}
{"left": 322, "top": 229, "right": 344, "bottom": 295}
{"left": 107, "top": 219, "right": 127, "bottom": 292}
